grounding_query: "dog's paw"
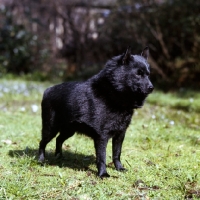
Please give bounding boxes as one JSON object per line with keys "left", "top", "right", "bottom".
{"left": 117, "top": 167, "right": 127, "bottom": 172}
{"left": 99, "top": 172, "right": 110, "bottom": 178}
{"left": 38, "top": 154, "right": 45, "bottom": 163}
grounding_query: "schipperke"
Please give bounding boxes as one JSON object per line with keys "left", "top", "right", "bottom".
{"left": 38, "top": 47, "right": 154, "bottom": 178}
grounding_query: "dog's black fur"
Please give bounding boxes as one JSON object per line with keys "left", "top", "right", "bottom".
{"left": 38, "top": 47, "right": 154, "bottom": 178}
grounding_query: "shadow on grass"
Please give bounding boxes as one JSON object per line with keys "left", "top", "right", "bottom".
{"left": 8, "top": 148, "right": 97, "bottom": 174}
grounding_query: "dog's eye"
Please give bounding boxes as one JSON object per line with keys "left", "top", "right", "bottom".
{"left": 137, "top": 70, "right": 144, "bottom": 77}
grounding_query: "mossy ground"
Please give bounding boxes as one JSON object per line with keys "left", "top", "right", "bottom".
{"left": 0, "top": 79, "right": 199, "bottom": 199}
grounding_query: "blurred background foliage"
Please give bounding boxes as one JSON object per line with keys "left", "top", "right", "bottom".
{"left": 0, "top": 0, "right": 199, "bottom": 89}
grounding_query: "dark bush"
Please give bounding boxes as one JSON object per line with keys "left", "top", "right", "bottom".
{"left": 95, "top": 0, "right": 200, "bottom": 88}
{"left": 0, "top": 0, "right": 200, "bottom": 88}
{"left": 0, "top": 7, "right": 48, "bottom": 76}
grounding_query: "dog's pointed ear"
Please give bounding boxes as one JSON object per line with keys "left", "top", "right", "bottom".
{"left": 141, "top": 46, "right": 149, "bottom": 60}
{"left": 122, "top": 46, "right": 131, "bottom": 65}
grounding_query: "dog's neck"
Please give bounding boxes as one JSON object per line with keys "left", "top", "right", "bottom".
{"left": 91, "top": 74, "right": 136, "bottom": 111}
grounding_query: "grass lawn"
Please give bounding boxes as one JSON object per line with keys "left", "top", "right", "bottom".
{"left": 0, "top": 79, "right": 200, "bottom": 199}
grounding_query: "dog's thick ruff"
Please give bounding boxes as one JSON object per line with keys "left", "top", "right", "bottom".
{"left": 38, "top": 47, "right": 154, "bottom": 178}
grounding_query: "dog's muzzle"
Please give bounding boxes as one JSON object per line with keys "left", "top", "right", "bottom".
{"left": 147, "top": 85, "right": 154, "bottom": 94}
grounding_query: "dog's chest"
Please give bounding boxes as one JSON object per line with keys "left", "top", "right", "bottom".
{"left": 102, "top": 110, "right": 133, "bottom": 134}
{"left": 76, "top": 107, "right": 133, "bottom": 136}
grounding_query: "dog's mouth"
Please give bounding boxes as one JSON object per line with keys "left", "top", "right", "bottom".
{"left": 133, "top": 99, "right": 145, "bottom": 108}
{"left": 137, "top": 90, "right": 153, "bottom": 96}
{"left": 133, "top": 93, "right": 149, "bottom": 108}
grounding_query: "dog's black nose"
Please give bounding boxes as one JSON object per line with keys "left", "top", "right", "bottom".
{"left": 148, "top": 85, "right": 154, "bottom": 93}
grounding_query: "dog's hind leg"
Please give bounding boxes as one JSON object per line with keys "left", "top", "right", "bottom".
{"left": 39, "top": 103, "right": 58, "bottom": 162}
{"left": 39, "top": 125, "right": 58, "bottom": 162}
{"left": 55, "top": 128, "right": 75, "bottom": 158}
{"left": 112, "top": 132, "right": 126, "bottom": 171}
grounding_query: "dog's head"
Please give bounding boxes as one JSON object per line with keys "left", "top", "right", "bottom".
{"left": 105, "top": 47, "right": 154, "bottom": 108}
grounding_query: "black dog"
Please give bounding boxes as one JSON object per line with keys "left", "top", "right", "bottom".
{"left": 38, "top": 47, "right": 153, "bottom": 178}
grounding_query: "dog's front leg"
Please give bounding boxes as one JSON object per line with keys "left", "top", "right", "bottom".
{"left": 112, "top": 132, "right": 126, "bottom": 171}
{"left": 94, "top": 137, "right": 110, "bottom": 178}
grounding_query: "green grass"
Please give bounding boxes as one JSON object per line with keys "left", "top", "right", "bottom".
{"left": 0, "top": 79, "right": 200, "bottom": 199}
